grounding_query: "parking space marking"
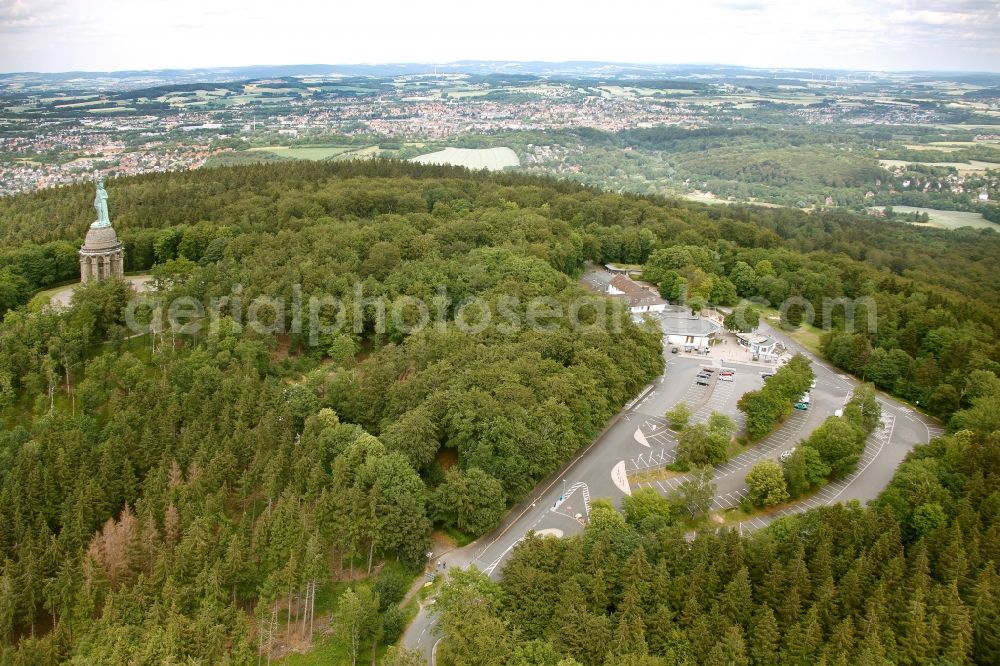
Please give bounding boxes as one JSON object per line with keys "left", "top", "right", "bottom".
{"left": 692, "top": 378, "right": 735, "bottom": 424}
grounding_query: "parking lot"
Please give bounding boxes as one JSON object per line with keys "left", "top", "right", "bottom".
{"left": 626, "top": 356, "right": 866, "bottom": 511}
{"left": 690, "top": 369, "right": 750, "bottom": 432}
{"left": 631, "top": 405, "right": 811, "bottom": 503}
{"left": 735, "top": 411, "right": 897, "bottom": 532}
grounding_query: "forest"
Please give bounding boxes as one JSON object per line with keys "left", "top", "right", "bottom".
{"left": 0, "top": 160, "right": 999, "bottom": 662}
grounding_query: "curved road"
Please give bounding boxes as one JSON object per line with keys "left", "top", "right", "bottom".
{"left": 401, "top": 316, "right": 941, "bottom": 662}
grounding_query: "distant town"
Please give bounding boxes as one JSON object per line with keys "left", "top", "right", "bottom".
{"left": 2, "top": 63, "right": 998, "bottom": 227}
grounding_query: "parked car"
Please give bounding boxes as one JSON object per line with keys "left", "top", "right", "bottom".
{"left": 696, "top": 377, "right": 710, "bottom": 386}
{"left": 799, "top": 393, "right": 811, "bottom": 404}
{"left": 780, "top": 447, "right": 797, "bottom": 462}
{"left": 794, "top": 402, "right": 809, "bottom": 410}
{"left": 720, "top": 374, "right": 734, "bottom": 382}
{"left": 810, "top": 379, "right": 817, "bottom": 389}
{"left": 760, "top": 372, "right": 774, "bottom": 380}
{"left": 671, "top": 347, "right": 678, "bottom": 354}
{"left": 701, "top": 367, "right": 715, "bottom": 373}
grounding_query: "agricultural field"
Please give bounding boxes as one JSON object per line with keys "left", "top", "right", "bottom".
{"left": 443, "top": 88, "right": 491, "bottom": 98}
{"left": 248, "top": 145, "right": 359, "bottom": 160}
{"left": 879, "top": 158, "right": 1000, "bottom": 174}
{"left": 410, "top": 146, "right": 520, "bottom": 170}
{"left": 870, "top": 205, "right": 995, "bottom": 230}
{"left": 337, "top": 145, "right": 384, "bottom": 159}
{"left": 595, "top": 86, "right": 695, "bottom": 97}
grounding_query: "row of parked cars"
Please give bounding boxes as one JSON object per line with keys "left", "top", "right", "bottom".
{"left": 759, "top": 372, "right": 817, "bottom": 410}
{"left": 795, "top": 380, "right": 818, "bottom": 410}
{"left": 696, "top": 367, "right": 735, "bottom": 386}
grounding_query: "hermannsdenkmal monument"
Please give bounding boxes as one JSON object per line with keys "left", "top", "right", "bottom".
{"left": 79, "top": 176, "right": 124, "bottom": 283}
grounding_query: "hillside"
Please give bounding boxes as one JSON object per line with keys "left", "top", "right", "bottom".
{"left": 0, "top": 161, "right": 999, "bottom": 662}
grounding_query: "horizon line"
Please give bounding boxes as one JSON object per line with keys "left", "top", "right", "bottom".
{"left": 3, "top": 60, "right": 1000, "bottom": 77}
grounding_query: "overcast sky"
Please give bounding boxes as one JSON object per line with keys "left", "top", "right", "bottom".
{"left": 1, "top": 0, "right": 998, "bottom": 73}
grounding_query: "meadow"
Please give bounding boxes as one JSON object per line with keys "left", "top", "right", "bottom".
{"left": 248, "top": 145, "right": 359, "bottom": 160}
{"left": 873, "top": 205, "right": 995, "bottom": 230}
{"left": 879, "top": 158, "right": 1000, "bottom": 174}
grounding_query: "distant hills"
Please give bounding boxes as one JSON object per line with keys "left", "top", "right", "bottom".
{"left": 4, "top": 61, "right": 1000, "bottom": 92}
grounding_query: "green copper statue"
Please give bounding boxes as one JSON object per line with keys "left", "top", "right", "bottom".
{"left": 91, "top": 176, "right": 111, "bottom": 228}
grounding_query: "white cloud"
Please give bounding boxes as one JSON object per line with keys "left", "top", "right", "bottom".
{"left": 0, "top": 0, "right": 998, "bottom": 72}
{"left": 0, "top": 0, "right": 64, "bottom": 33}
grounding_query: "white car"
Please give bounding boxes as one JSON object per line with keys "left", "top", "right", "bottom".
{"left": 780, "top": 447, "right": 796, "bottom": 462}
{"left": 810, "top": 379, "right": 817, "bottom": 389}
{"left": 799, "top": 393, "right": 811, "bottom": 404}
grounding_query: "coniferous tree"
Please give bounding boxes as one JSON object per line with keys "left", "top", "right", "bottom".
{"left": 613, "top": 586, "right": 648, "bottom": 656}
{"left": 748, "top": 605, "right": 779, "bottom": 666}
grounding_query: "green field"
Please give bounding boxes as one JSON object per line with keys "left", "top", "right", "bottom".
{"left": 248, "top": 145, "right": 359, "bottom": 160}
{"left": 444, "top": 89, "right": 491, "bottom": 98}
{"left": 871, "top": 205, "right": 996, "bottom": 230}
{"left": 336, "top": 145, "right": 384, "bottom": 160}
{"left": 87, "top": 106, "right": 136, "bottom": 113}
{"left": 880, "top": 158, "right": 1000, "bottom": 174}
{"left": 760, "top": 308, "right": 825, "bottom": 354}
{"left": 54, "top": 99, "right": 105, "bottom": 109}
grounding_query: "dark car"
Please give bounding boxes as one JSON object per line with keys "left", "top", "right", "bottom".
{"left": 671, "top": 347, "right": 679, "bottom": 354}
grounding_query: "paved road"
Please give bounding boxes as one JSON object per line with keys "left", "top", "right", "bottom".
{"left": 401, "top": 319, "right": 940, "bottom": 662}
{"left": 48, "top": 274, "right": 152, "bottom": 308}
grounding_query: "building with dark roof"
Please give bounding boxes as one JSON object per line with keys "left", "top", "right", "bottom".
{"left": 606, "top": 274, "right": 667, "bottom": 313}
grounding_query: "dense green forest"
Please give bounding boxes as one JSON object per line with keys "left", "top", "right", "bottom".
{"left": 0, "top": 162, "right": 667, "bottom": 662}
{"left": 1, "top": 160, "right": 999, "bottom": 662}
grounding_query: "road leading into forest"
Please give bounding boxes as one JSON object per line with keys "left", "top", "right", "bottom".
{"left": 401, "top": 318, "right": 941, "bottom": 663}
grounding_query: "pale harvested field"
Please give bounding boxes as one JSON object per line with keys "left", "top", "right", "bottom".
{"left": 411, "top": 147, "right": 520, "bottom": 171}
